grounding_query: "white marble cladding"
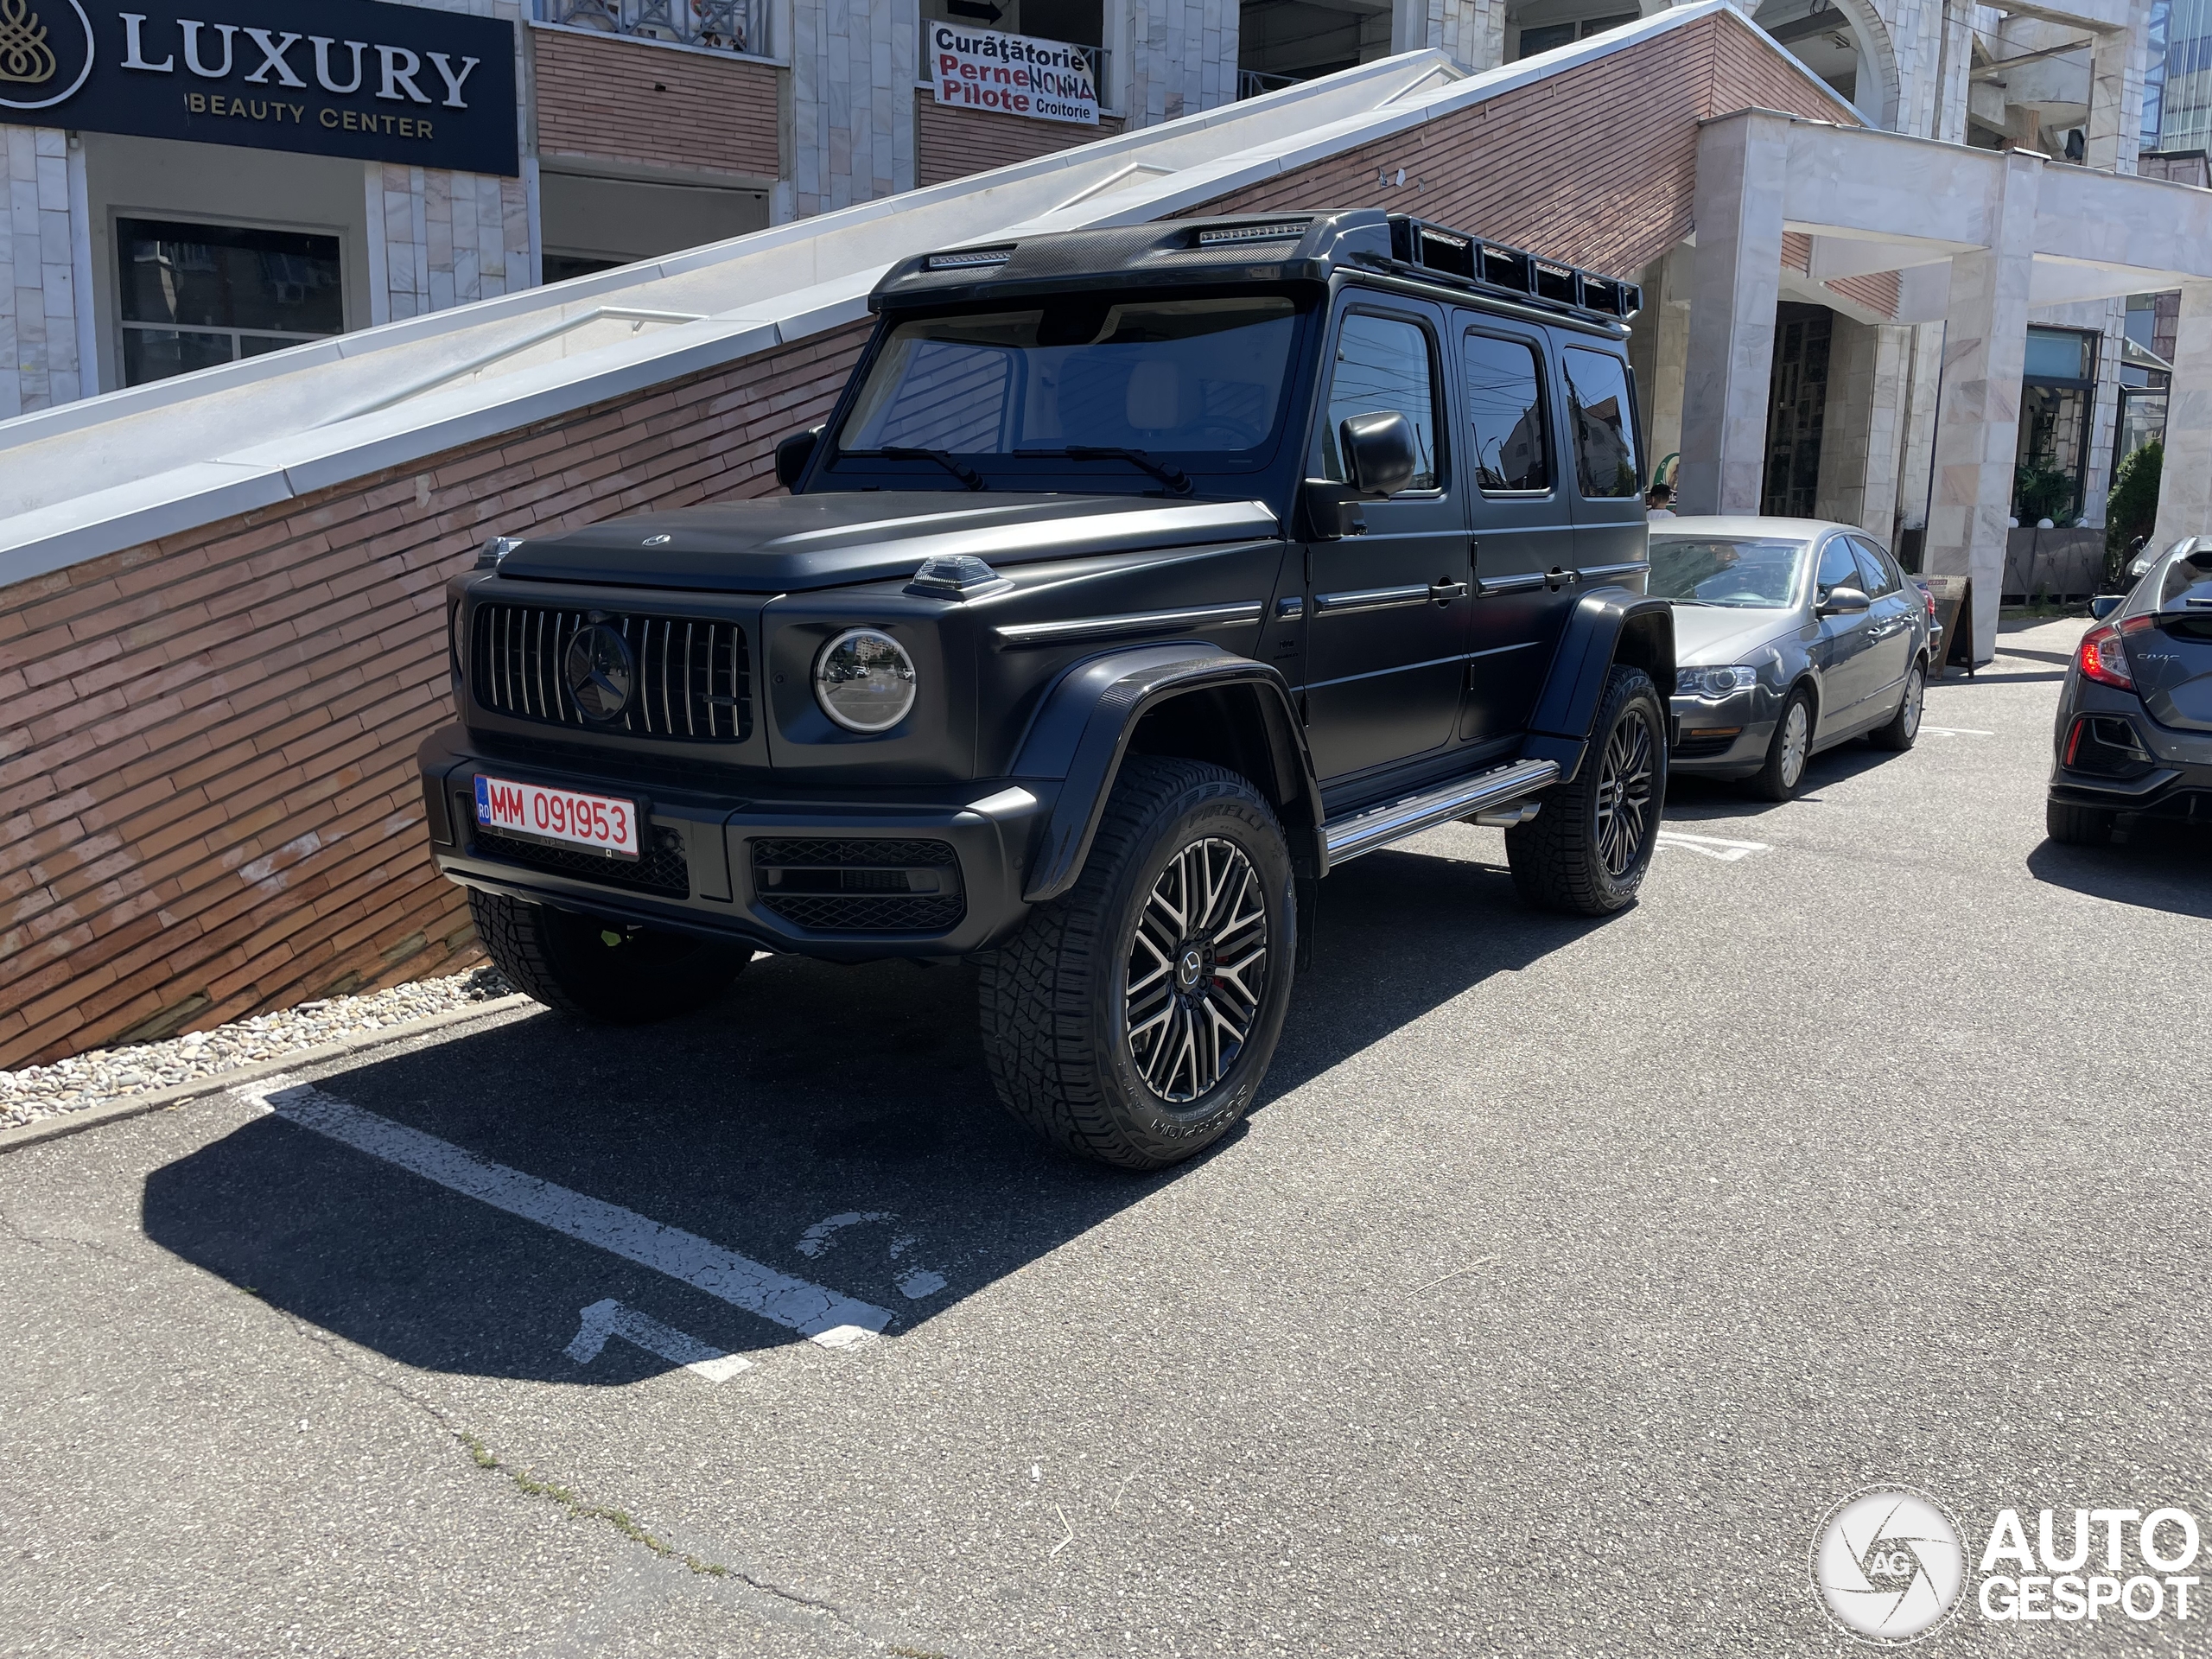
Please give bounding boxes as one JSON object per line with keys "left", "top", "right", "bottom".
{"left": 1397, "top": 0, "right": 1507, "bottom": 73}
{"left": 791, "top": 0, "right": 917, "bottom": 217}
{"left": 1124, "top": 0, "right": 1241, "bottom": 127}
{"left": 2, "top": 128, "right": 82, "bottom": 418}
{"left": 373, "top": 167, "right": 536, "bottom": 323}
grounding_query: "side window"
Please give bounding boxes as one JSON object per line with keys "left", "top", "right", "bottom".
{"left": 1815, "top": 537, "right": 1861, "bottom": 600}
{"left": 1851, "top": 538, "right": 1899, "bottom": 597}
{"left": 1561, "top": 346, "right": 1640, "bottom": 498}
{"left": 1317, "top": 311, "right": 1441, "bottom": 493}
{"left": 1462, "top": 332, "right": 1551, "bottom": 493}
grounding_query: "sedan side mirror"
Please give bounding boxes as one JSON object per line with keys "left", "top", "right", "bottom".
{"left": 1339, "top": 411, "right": 1418, "bottom": 498}
{"left": 1816, "top": 585, "right": 1872, "bottom": 617}
{"left": 2089, "top": 594, "right": 2125, "bottom": 620}
{"left": 2126, "top": 555, "right": 2154, "bottom": 581}
{"left": 775, "top": 425, "right": 824, "bottom": 491}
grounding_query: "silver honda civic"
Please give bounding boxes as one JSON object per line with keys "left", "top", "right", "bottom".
{"left": 1649, "top": 516, "right": 1936, "bottom": 800}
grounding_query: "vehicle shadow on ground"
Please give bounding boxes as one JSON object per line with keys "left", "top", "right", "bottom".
{"left": 1660, "top": 740, "right": 1897, "bottom": 821}
{"left": 141, "top": 842, "right": 1596, "bottom": 1387}
{"left": 2026, "top": 817, "right": 2212, "bottom": 918}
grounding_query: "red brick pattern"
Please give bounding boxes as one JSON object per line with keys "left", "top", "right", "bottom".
{"left": 1783, "top": 231, "right": 1903, "bottom": 321}
{"left": 0, "top": 323, "right": 870, "bottom": 1068}
{"left": 916, "top": 100, "right": 1126, "bottom": 188}
{"left": 532, "top": 27, "right": 780, "bottom": 181}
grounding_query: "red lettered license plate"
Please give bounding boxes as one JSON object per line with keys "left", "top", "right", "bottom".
{"left": 474, "top": 774, "right": 640, "bottom": 860}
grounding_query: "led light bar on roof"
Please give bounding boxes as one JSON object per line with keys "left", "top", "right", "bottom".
{"left": 1195, "top": 221, "right": 1311, "bottom": 245}
{"left": 926, "top": 247, "right": 1014, "bottom": 270}
{"left": 1385, "top": 213, "right": 1642, "bottom": 323}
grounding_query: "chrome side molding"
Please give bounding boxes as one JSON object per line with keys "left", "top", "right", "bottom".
{"left": 995, "top": 601, "right": 1264, "bottom": 645}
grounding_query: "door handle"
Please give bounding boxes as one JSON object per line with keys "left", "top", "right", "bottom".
{"left": 1429, "top": 577, "right": 1469, "bottom": 603}
{"left": 1544, "top": 566, "right": 1579, "bottom": 592}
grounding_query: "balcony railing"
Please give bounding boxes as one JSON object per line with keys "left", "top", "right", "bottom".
{"left": 1237, "top": 68, "right": 1303, "bottom": 99}
{"left": 534, "top": 0, "right": 771, "bottom": 59}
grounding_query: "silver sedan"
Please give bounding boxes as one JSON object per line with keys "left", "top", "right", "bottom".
{"left": 1650, "top": 516, "right": 1936, "bottom": 799}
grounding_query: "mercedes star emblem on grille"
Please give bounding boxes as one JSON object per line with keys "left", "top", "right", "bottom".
{"left": 563, "top": 623, "right": 635, "bottom": 721}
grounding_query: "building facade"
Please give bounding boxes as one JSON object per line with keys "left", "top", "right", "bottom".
{"left": 0, "top": 0, "right": 2192, "bottom": 595}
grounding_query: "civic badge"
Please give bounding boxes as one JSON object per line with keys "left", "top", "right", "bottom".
{"left": 642, "top": 533, "right": 672, "bottom": 546}
{"left": 563, "top": 623, "right": 634, "bottom": 721}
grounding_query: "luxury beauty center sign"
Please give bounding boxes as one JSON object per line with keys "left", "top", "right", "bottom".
{"left": 930, "top": 22, "right": 1097, "bottom": 126}
{"left": 0, "top": 0, "right": 518, "bottom": 175}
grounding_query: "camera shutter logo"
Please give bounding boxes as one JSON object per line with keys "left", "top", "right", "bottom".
{"left": 0, "top": 0, "right": 92, "bottom": 110}
{"left": 564, "top": 623, "right": 635, "bottom": 721}
{"left": 1810, "top": 1485, "right": 1967, "bottom": 1644}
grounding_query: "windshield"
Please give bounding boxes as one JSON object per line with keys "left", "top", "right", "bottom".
{"left": 832, "top": 296, "right": 1301, "bottom": 476}
{"left": 1648, "top": 536, "right": 1808, "bottom": 608}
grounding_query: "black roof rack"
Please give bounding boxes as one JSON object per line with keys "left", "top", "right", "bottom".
{"left": 1383, "top": 214, "right": 1643, "bottom": 322}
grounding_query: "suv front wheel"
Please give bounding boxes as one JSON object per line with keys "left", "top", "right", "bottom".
{"left": 468, "top": 889, "right": 750, "bottom": 1023}
{"left": 979, "top": 757, "right": 1296, "bottom": 1171}
{"left": 1505, "top": 664, "right": 1666, "bottom": 915}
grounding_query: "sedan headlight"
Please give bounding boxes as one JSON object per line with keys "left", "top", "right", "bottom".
{"left": 814, "top": 628, "right": 917, "bottom": 733}
{"left": 1676, "top": 664, "right": 1758, "bottom": 698}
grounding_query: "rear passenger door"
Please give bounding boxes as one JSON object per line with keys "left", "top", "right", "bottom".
{"left": 1453, "top": 316, "right": 1578, "bottom": 741}
{"left": 1559, "top": 343, "right": 1649, "bottom": 585}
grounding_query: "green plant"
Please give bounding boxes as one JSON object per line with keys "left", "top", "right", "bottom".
{"left": 2104, "top": 437, "right": 2163, "bottom": 586}
{"left": 2012, "top": 461, "right": 2078, "bottom": 527}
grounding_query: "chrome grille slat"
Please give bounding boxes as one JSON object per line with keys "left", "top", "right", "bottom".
{"left": 471, "top": 603, "right": 749, "bottom": 742}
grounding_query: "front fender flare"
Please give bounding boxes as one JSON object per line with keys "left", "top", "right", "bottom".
{"left": 1013, "top": 643, "right": 1321, "bottom": 904}
{"left": 1522, "top": 587, "right": 1675, "bottom": 780}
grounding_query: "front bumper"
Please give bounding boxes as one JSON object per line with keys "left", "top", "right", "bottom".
{"left": 2048, "top": 684, "right": 2212, "bottom": 819}
{"left": 418, "top": 727, "right": 1055, "bottom": 960}
{"left": 1668, "top": 686, "right": 1777, "bottom": 778}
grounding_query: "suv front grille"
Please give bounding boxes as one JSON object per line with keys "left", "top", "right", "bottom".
{"left": 752, "top": 838, "right": 965, "bottom": 933}
{"left": 473, "top": 821, "right": 691, "bottom": 897}
{"left": 473, "top": 604, "right": 751, "bottom": 741}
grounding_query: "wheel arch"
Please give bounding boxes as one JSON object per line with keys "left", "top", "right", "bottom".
{"left": 1013, "top": 644, "right": 1323, "bottom": 904}
{"left": 1521, "top": 587, "right": 1676, "bottom": 782}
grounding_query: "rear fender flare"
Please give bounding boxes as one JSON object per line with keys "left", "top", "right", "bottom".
{"left": 1014, "top": 644, "right": 1323, "bottom": 903}
{"left": 1521, "top": 587, "right": 1675, "bottom": 782}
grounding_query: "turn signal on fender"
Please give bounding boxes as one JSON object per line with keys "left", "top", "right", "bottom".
{"left": 2077, "top": 620, "right": 2143, "bottom": 689}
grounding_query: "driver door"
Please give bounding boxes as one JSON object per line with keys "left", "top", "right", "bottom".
{"left": 1301, "top": 301, "right": 1471, "bottom": 783}
{"left": 1814, "top": 532, "right": 1879, "bottom": 734}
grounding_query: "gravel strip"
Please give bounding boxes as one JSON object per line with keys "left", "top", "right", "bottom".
{"left": 0, "top": 967, "right": 520, "bottom": 1131}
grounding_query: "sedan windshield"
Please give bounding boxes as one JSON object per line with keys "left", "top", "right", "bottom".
{"left": 1648, "top": 537, "right": 1808, "bottom": 608}
{"left": 833, "top": 296, "right": 1300, "bottom": 475}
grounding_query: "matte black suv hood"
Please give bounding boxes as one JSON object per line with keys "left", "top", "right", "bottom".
{"left": 496, "top": 493, "right": 1281, "bottom": 594}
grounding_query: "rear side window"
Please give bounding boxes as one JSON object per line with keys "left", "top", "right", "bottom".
{"left": 1561, "top": 347, "right": 1639, "bottom": 498}
{"left": 1318, "top": 311, "right": 1441, "bottom": 492}
{"left": 1850, "top": 538, "right": 1900, "bottom": 597}
{"left": 1462, "top": 332, "right": 1550, "bottom": 493}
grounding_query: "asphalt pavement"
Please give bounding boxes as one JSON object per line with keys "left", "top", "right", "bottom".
{"left": 4, "top": 616, "right": 2208, "bottom": 1658}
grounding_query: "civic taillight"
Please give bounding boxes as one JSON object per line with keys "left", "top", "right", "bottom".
{"left": 2077, "top": 620, "right": 2142, "bottom": 689}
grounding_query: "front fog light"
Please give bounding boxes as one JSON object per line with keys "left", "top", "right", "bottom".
{"left": 1676, "top": 664, "right": 1758, "bottom": 698}
{"left": 814, "top": 628, "right": 917, "bottom": 733}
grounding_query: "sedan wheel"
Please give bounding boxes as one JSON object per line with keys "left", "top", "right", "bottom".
{"left": 1872, "top": 663, "right": 1925, "bottom": 751}
{"left": 1751, "top": 690, "right": 1815, "bottom": 801}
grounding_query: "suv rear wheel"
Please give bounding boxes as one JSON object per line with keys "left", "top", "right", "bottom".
{"left": 978, "top": 757, "right": 1295, "bottom": 1171}
{"left": 468, "top": 889, "right": 750, "bottom": 1023}
{"left": 2045, "top": 799, "right": 2118, "bottom": 846}
{"left": 1505, "top": 664, "right": 1665, "bottom": 916}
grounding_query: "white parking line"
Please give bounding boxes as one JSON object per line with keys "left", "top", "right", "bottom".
{"left": 1655, "top": 830, "right": 1771, "bottom": 862}
{"left": 1919, "top": 726, "right": 1994, "bottom": 737}
{"left": 239, "top": 1080, "right": 895, "bottom": 1349}
{"left": 797, "top": 1210, "right": 950, "bottom": 1301}
{"left": 564, "top": 1298, "right": 753, "bottom": 1382}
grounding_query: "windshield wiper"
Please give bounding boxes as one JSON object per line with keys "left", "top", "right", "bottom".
{"left": 1017, "top": 445, "right": 1193, "bottom": 496}
{"left": 867, "top": 446, "right": 987, "bottom": 492}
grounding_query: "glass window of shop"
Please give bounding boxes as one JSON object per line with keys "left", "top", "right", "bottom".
{"left": 117, "top": 219, "right": 345, "bottom": 388}
{"left": 2012, "top": 326, "right": 2097, "bottom": 526}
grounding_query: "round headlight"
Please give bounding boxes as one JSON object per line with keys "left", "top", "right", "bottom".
{"left": 813, "top": 628, "right": 917, "bottom": 733}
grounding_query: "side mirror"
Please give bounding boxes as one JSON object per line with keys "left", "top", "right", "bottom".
{"left": 2089, "top": 594, "right": 2125, "bottom": 620}
{"left": 2126, "top": 554, "right": 2154, "bottom": 581}
{"left": 1339, "top": 411, "right": 1418, "bottom": 498}
{"left": 774, "top": 425, "right": 823, "bottom": 491}
{"left": 1817, "top": 585, "right": 1871, "bottom": 618}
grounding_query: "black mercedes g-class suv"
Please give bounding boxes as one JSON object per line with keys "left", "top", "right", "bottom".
{"left": 420, "top": 209, "right": 1673, "bottom": 1169}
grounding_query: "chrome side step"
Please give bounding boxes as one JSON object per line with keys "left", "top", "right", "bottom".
{"left": 1320, "top": 758, "right": 1560, "bottom": 868}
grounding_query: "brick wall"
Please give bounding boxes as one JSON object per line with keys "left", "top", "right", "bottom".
{"left": 0, "top": 322, "right": 869, "bottom": 1069}
{"left": 1200, "top": 10, "right": 1856, "bottom": 279}
{"left": 532, "top": 26, "right": 781, "bottom": 181}
{"left": 915, "top": 102, "right": 1126, "bottom": 188}
{"left": 1782, "top": 232, "right": 1904, "bottom": 322}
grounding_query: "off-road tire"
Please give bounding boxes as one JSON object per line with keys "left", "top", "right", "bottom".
{"left": 977, "top": 756, "right": 1295, "bottom": 1171}
{"left": 2044, "top": 798, "right": 2117, "bottom": 846}
{"left": 1749, "top": 686, "right": 1816, "bottom": 802}
{"left": 1869, "top": 659, "right": 1926, "bottom": 751}
{"left": 1505, "top": 664, "right": 1665, "bottom": 916}
{"left": 467, "top": 889, "right": 748, "bottom": 1024}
